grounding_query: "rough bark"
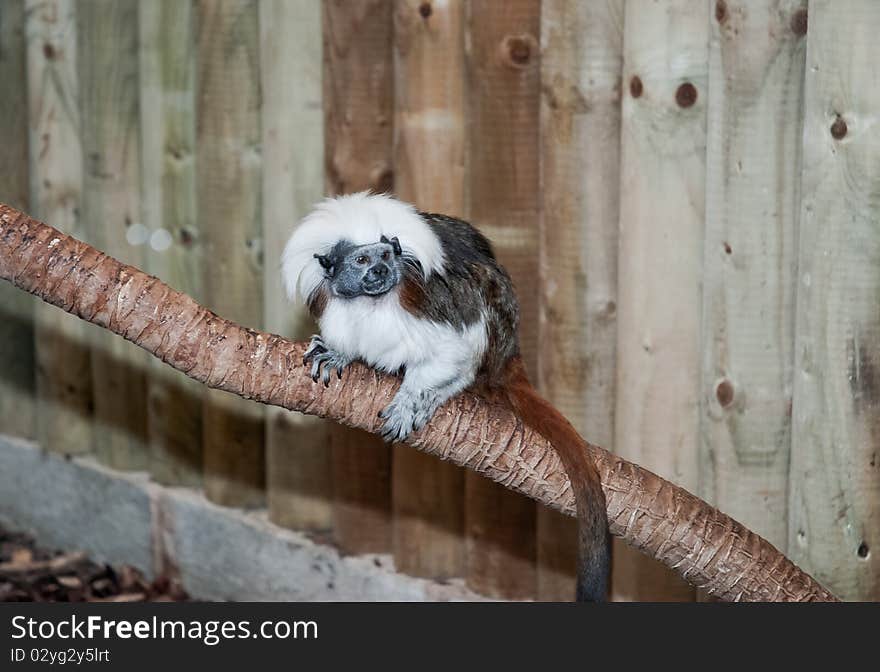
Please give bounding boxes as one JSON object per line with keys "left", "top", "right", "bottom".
{"left": 0, "top": 204, "right": 837, "bottom": 602}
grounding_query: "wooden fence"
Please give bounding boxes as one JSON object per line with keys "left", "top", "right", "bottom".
{"left": 0, "top": 0, "right": 877, "bottom": 601}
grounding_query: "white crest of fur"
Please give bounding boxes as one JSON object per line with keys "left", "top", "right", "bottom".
{"left": 281, "top": 192, "right": 446, "bottom": 303}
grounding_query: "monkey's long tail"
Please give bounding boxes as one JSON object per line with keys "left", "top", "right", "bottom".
{"left": 501, "top": 358, "right": 611, "bottom": 602}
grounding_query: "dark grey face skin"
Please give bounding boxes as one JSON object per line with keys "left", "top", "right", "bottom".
{"left": 315, "top": 235, "right": 403, "bottom": 299}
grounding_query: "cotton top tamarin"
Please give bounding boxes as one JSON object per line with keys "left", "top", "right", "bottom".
{"left": 282, "top": 192, "right": 609, "bottom": 601}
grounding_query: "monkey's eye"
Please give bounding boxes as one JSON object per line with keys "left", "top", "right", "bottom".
{"left": 381, "top": 250, "right": 390, "bottom": 261}
{"left": 356, "top": 255, "right": 369, "bottom": 265}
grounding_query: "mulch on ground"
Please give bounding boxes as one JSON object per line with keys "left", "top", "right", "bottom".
{"left": 0, "top": 526, "right": 187, "bottom": 602}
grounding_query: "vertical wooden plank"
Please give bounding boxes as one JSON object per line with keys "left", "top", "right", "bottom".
{"left": 0, "top": 0, "right": 35, "bottom": 440}
{"left": 465, "top": 0, "right": 540, "bottom": 600}
{"left": 391, "top": 0, "right": 466, "bottom": 579}
{"left": 78, "top": 0, "right": 147, "bottom": 471}
{"left": 790, "top": 0, "right": 880, "bottom": 601}
{"left": 538, "top": 0, "right": 623, "bottom": 601}
{"left": 25, "top": 0, "right": 93, "bottom": 456}
{"left": 139, "top": 0, "right": 202, "bottom": 486}
{"left": 261, "top": 0, "right": 331, "bottom": 531}
{"left": 700, "top": 0, "right": 807, "bottom": 555}
{"left": 613, "top": 0, "right": 708, "bottom": 602}
{"left": 0, "top": 1, "right": 27, "bottom": 211}
{"left": 323, "top": 0, "right": 394, "bottom": 553}
{"left": 197, "top": 0, "right": 264, "bottom": 508}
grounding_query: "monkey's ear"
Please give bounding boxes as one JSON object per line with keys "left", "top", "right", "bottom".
{"left": 381, "top": 235, "right": 403, "bottom": 256}
{"left": 314, "top": 253, "right": 334, "bottom": 273}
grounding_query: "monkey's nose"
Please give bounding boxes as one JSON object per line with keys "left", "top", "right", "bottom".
{"left": 367, "top": 264, "right": 389, "bottom": 281}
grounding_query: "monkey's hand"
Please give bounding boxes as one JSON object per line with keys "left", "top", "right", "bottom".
{"left": 378, "top": 387, "right": 444, "bottom": 443}
{"left": 378, "top": 363, "right": 472, "bottom": 442}
{"left": 303, "top": 334, "right": 351, "bottom": 386}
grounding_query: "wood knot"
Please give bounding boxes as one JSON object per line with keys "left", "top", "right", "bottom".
{"left": 418, "top": 2, "right": 432, "bottom": 19}
{"left": 791, "top": 8, "right": 808, "bottom": 36}
{"left": 501, "top": 34, "right": 536, "bottom": 69}
{"left": 715, "top": 378, "right": 735, "bottom": 408}
{"left": 179, "top": 227, "right": 196, "bottom": 248}
{"left": 43, "top": 42, "right": 56, "bottom": 60}
{"left": 715, "top": 0, "right": 727, "bottom": 23}
{"left": 629, "top": 75, "right": 643, "bottom": 98}
{"left": 675, "top": 82, "right": 698, "bottom": 108}
{"left": 830, "top": 115, "right": 847, "bottom": 140}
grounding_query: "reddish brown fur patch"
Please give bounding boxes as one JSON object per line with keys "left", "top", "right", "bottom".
{"left": 307, "top": 286, "right": 328, "bottom": 319}
{"left": 398, "top": 274, "right": 426, "bottom": 318}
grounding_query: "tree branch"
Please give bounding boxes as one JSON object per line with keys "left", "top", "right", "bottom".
{"left": 0, "top": 204, "right": 837, "bottom": 602}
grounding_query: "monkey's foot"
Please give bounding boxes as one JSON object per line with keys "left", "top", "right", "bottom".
{"left": 303, "top": 335, "right": 350, "bottom": 386}
{"left": 378, "top": 388, "right": 442, "bottom": 443}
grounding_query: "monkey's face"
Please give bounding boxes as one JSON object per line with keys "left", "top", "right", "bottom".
{"left": 315, "top": 235, "right": 404, "bottom": 299}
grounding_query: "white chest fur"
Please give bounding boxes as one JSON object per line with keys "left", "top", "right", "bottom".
{"left": 319, "top": 291, "right": 488, "bottom": 378}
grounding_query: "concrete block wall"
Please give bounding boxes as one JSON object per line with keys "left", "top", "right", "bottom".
{"left": 0, "top": 434, "right": 481, "bottom": 601}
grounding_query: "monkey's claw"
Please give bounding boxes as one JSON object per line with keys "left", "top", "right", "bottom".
{"left": 378, "top": 400, "right": 407, "bottom": 442}
{"left": 305, "top": 340, "right": 350, "bottom": 386}
{"left": 380, "top": 417, "right": 411, "bottom": 443}
{"left": 303, "top": 334, "right": 327, "bottom": 365}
